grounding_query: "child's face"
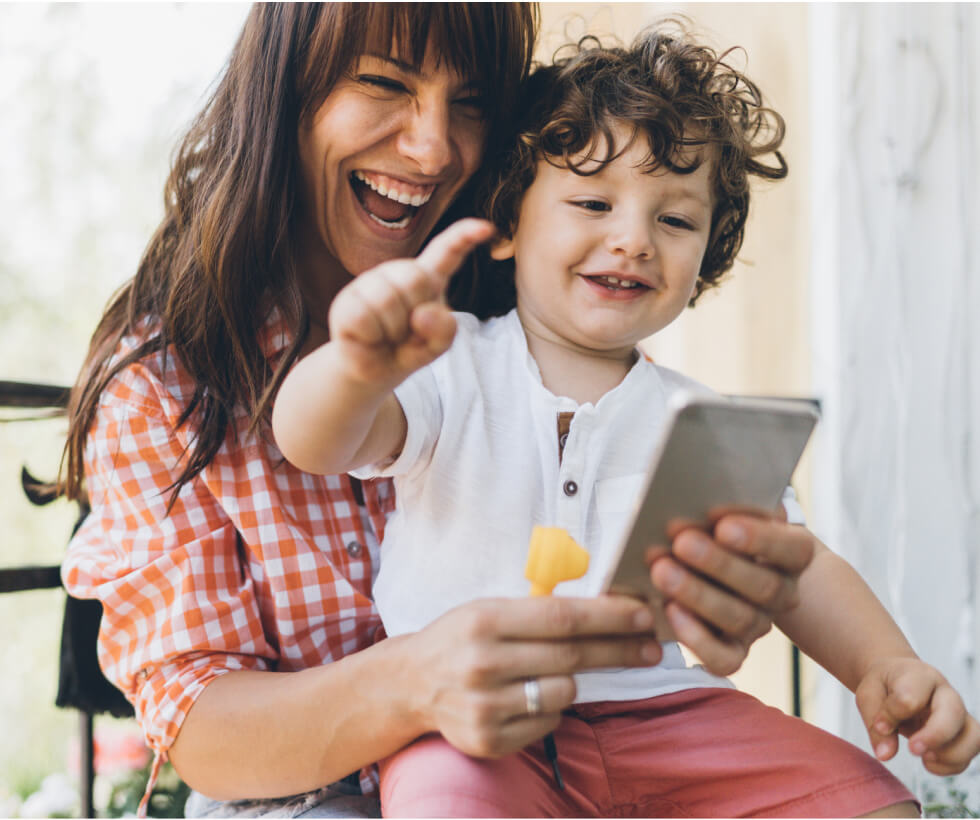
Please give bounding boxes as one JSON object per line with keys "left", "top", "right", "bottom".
{"left": 492, "top": 123, "right": 713, "bottom": 358}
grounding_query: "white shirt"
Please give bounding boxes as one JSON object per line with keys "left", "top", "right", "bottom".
{"left": 355, "top": 309, "right": 799, "bottom": 702}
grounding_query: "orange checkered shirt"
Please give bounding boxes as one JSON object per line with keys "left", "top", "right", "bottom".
{"left": 61, "top": 312, "right": 395, "bottom": 793}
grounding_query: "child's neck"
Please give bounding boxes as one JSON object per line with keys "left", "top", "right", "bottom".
{"left": 519, "top": 319, "right": 637, "bottom": 406}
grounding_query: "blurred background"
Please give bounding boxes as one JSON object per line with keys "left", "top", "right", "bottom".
{"left": 1, "top": 3, "right": 977, "bottom": 816}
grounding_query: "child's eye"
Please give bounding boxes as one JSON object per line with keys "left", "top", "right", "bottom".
{"left": 572, "top": 199, "right": 611, "bottom": 212}
{"left": 357, "top": 75, "right": 407, "bottom": 93}
{"left": 660, "top": 215, "right": 695, "bottom": 230}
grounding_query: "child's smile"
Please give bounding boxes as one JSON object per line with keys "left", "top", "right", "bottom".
{"left": 492, "top": 121, "right": 714, "bottom": 364}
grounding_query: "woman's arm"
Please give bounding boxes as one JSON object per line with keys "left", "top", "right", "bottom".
{"left": 169, "top": 594, "right": 663, "bottom": 799}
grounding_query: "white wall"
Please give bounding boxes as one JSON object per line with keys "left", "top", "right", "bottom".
{"left": 809, "top": 2, "right": 980, "bottom": 803}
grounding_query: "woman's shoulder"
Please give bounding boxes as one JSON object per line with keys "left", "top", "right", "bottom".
{"left": 98, "top": 331, "right": 195, "bottom": 423}
{"left": 101, "top": 307, "right": 292, "bottom": 421}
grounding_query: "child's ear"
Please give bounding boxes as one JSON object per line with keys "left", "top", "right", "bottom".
{"left": 489, "top": 235, "right": 515, "bottom": 261}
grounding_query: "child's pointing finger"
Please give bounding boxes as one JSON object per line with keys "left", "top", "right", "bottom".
{"left": 416, "top": 218, "right": 495, "bottom": 288}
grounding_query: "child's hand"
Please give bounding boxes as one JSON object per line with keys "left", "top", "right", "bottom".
{"left": 328, "top": 218, "right": 494, "bottom": 388}
{"left": 856, "top": 657, "right": 980, "bottom": 775}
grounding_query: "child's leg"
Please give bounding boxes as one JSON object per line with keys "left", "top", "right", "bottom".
{"left": 379, "top": 728, "right": 608, "bottom": 818}
{"left": 576, "top": 688, "right": 919, "bottom": 818}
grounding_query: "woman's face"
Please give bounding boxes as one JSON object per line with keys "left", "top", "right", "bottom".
{"left": 298, "top": 44, "right": 487, "bottom": 289}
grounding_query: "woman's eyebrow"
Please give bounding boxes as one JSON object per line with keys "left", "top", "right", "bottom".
{"left": 362, "top": 52, "right": 476, "bottom": 89}
{"left": 363, "top": 52, "right": 420, "bottom": 76}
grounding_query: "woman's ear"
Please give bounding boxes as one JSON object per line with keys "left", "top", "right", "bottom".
{"left": 489, "top": 236, "right": 516, "bottom": 261}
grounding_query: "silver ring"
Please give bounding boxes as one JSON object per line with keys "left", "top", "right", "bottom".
{"left": 523, "top": 678, "right": 542, "bottom": 716}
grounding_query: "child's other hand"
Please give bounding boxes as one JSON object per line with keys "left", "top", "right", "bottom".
{"left": 856, "top": 657, "right": 980, "bottom": 775}
{"left": 328, "top": 219, "right": 494, "bottom": 387}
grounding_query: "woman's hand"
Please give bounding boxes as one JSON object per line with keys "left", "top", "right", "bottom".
{"left": 398, "top": 595, "right": 662, "bottom": 759}
{"left": 856, "top": 657, "right": 980, "bottom": 775}
{"left": 649, "top": 512, "right": 816, "bottom": 676}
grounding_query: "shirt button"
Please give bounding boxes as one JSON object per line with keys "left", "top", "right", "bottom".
{"left": 559, "top": 433, "right": 569, "bottom": 448}
{"left": 346, "top": 540, "right": 363, "bottom": 558}
{"left": 563, "top": 480, "right": 578, "bottom": 497}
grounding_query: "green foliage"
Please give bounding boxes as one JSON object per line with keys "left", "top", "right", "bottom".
{"left": 922, "top": 778, "right": 980, "bottom": 818}
{"left": 105, "top": 760, "right": 190, "bottom": 819}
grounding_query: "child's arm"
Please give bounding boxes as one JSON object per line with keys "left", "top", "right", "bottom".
{"left": 775, "top": 540, "right": 980, "bottom": 775}
{"left": 272, "top": 219, "right": 494, "bottom": 476}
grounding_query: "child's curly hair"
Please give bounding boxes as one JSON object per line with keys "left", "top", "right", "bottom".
{"left": 452, "top": 24, "right": 787, "bottom": 317}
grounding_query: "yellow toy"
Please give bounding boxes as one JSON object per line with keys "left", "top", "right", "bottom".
{"left": 524, "top": 526, "right": 589, "bottom": 596}
{"left": 523, "top": 526, "right": 590, "bottom": 790}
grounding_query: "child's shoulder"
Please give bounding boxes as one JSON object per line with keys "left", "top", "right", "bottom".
{"left": 450, "top": 309, "right": 520, "bottom": 345}
{"left": 649, "top": 362, "right": 718, "bottom": 403}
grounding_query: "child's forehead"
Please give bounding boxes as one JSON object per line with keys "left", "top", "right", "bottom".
{"left": 546, "top": 123, "right": 716, "bottom": 186}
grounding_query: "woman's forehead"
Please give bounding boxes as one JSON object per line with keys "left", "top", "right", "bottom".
{"left": 353, "top": 8, "right": 483, "bottom": 82}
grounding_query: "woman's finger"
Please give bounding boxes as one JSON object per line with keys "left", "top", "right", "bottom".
{"left": 714, "top": 515, "right": 816, "bottom": 575}
{"left": 671, "top": 528, "right": 798, "bottom": 612}
{"left": 662, "top": 601, "right": 754, "bottom": 677}
{"left": 650, "top": 554, "right": 772, "bottom": 642}
{"left": 504, "top": 676, "right": 576, "bottom": 723}
{"left": 455, "top": 595, "right": 657, "bottom": 643}
{"left": 464, "top": 633, "right": 662, "bottom": 686}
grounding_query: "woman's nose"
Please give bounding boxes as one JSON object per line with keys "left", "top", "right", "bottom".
{"left": 398, "top": 99, "right": 453, "bottom": 177}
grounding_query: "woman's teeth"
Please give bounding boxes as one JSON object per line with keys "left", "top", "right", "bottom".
{"left": 368, "top": 212, "right": 412, "bottom": 229}
{"left": 352, "top": 170, "right": 433, "bottom": 207}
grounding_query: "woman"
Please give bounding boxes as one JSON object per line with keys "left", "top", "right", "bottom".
{"left": 61, "top": 4, "right": 816, "bottom": 816}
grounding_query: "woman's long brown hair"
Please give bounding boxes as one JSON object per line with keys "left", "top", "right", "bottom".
{"left": 63, "top": 3, "right": 538, "bottom": 504}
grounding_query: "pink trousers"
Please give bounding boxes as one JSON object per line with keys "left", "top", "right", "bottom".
{"left": 380, "top": 687, "right": 917, "bottom": 818}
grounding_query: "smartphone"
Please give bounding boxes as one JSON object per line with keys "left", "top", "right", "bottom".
{"left": 598, "top": 392, "right": 819, "bottom": 603}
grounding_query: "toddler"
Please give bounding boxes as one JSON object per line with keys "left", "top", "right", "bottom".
{"left": 274, "top": 27, "right": 976, "bottom": 818}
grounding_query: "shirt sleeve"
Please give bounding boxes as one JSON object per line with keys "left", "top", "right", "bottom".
{"left": 62, "top": 361, "right": 276, "bottom": 757}
{"left": 349, "top": 362, "right": 442, "bottom": 481}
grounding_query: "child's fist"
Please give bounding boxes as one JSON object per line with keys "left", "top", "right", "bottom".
{"left": 328, "top": 218, "right": 494, "bottom": 385}
{"left": 855, "top": 657, "right": 980, "bottom": 775}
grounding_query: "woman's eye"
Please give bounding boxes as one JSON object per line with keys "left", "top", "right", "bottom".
{"left": 454, "top": 95, "right": 487, "bottom": 115}
{"left": 357, "top": 75, "right": 406, "bottom": 93}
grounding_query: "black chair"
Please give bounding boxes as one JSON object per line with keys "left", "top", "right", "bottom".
{"left": 1, "top": 380, "right": 133, "bottom": 818}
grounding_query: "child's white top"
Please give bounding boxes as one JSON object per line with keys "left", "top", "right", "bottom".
{"left": 354, "top": 309, "right": 802, "bottom": 702}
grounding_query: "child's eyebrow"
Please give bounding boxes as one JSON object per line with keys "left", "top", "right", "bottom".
{"left": 670, "top": 190, "right": 712, "bottom": 209}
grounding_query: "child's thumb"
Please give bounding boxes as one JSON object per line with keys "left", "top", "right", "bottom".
{"left": 855, "top": 675, "right": 899, "bottom": 760}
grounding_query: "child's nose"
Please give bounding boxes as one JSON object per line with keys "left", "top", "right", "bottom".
{"left": 608, "top": 217, "right": 655, "bottom": 260}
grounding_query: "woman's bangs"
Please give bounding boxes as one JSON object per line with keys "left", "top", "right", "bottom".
{"left": 358, "top": 4, "right": 487, "bottom": 88}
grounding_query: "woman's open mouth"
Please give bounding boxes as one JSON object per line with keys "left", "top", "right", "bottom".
{"left": 350, "top": 170, "right": 435, "bottom": 231}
